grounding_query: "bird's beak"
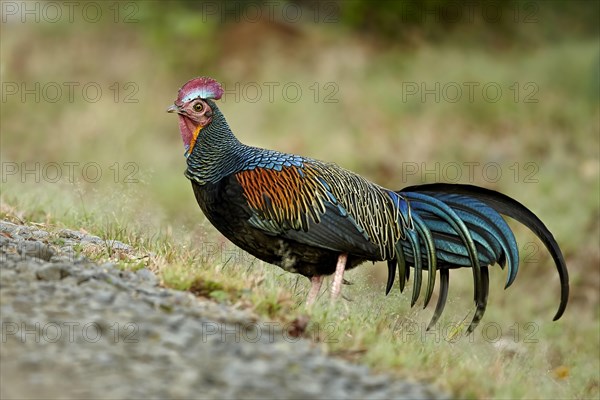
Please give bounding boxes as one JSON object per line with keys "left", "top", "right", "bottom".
{"left": 166, "top": 104, "right": 179, "bottom": 113}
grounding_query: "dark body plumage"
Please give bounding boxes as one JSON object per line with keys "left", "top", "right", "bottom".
{"left": 186, "top": 105, "right": 409, "bottom": 277}
{"left": 171, "top": 79, "right": 569, "bottom": 333}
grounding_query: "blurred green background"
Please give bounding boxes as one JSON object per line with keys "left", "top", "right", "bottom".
{"left": 1, "top": 0, "right": 599, "bottom": 397}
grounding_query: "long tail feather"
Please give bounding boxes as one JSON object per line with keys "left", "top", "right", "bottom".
{"left": 406, "top": 228, "right": 423, "bottom": 307}
{"left": 401, "top": 183, "right": 569, "bottom": 322}
{"left": 385, "top": 259, "right": 395, "bottom": 295}
{"left": 401, "top": 192, "right": 484, "bottom": 316}
{"left": 396, "top": 241, "right": 408, "bottom": 292}
{"left": 412, "top": 214, "right": 437, "bottom": 308}
{"left": 467, "top": 266, "right": 489, "bottom": 334}
{"left": 427, "top": 268, "right": 449, "bottom": 330}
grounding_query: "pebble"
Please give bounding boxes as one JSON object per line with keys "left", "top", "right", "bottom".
{"left": 59, "top": 229, "right": 84, "bottom": 240}
{"left": 35, "top": 263, "right": 70, "bottom": 281}
{"left": 17, "top": 241, "right": 54, "bottom": 261}
{"left": 81, "top": 234, "right": 104, "bottom": 245}
{"left": 136, "top": 268, "right": 158, "bottom": 285}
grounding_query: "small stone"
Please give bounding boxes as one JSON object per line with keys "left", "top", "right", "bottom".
{"left": 81, "top": 235, "right": 103, "bottom": 245}
{"left": 0, "top": 235, "right": 10, "bottom": 247}
{"left": 106, "top": 240, "right": 132, "bottom": 251}
{"left": 0, "top": 221, "right": 18, "bottom": 234}
{"left": 30, "top": 230, "right": 49, "bottom": 240}
{"left": 363, "top": 374, "right": 389, "bottom": 389}
{"left": 35, "top": 264, "right": 70, "bottom": 281}
{"left": 13, "top": 226, "right": 33, "bottom": 239}
{"left": 50, "top": 255, "right": 75, "bottom": 264}
{"left": 17, "top": 241, "right": 54, "bottom": 261}
{"left": 93, "top": 290, "right": 116, "bottom": 305}
{"left": 58, "top": 229, "right": 84, "bottom": 239}
{"left": 136, "top": 268, "right": 158, "bottom": 285}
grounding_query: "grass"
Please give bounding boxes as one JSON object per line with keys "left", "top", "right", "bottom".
{"left": 1, "top": 7, "right": 599, "bottom": 399}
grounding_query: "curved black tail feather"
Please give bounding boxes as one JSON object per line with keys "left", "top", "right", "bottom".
{"left": 401, "top": 183, "right": 569, "bottom": 323}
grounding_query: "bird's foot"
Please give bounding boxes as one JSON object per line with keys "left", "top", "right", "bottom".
{"left": 306, "top": 275, "right": 324, "bottom": 307}
{"left": 330, "top": 253, "right": 348, "bottom": 301}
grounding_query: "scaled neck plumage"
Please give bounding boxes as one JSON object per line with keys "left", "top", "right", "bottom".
{"left": 185, "top": 102, "right": 245, "bottom": 185}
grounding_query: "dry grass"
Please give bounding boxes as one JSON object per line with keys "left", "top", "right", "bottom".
{"left": 1, "top": 7, "right": 598, "bottom": 399}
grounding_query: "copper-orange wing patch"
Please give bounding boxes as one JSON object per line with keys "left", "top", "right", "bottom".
{"left": 235, "top": 166, "right": 328, "bottom": 231}
{"left": 236, "top": 162, "right": 407, "bottom": 259}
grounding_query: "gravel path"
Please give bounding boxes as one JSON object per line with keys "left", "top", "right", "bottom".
{"left": 0, "top": 220, "right": 447, "bottom": 399}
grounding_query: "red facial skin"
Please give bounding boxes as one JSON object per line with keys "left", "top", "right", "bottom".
{"left": 171, "top": 99, "right": 213, "bottom": 153}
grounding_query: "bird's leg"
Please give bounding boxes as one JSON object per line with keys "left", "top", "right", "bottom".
{"left": 331, "top": 253, "right": 348, "bottom": 301}
{"left": 306, "top": 275, "right": 324, "bottom": 306}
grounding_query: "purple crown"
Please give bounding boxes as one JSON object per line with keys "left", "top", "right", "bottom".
{"left": 176, "top": 77, "right": 224, "bottom": 104}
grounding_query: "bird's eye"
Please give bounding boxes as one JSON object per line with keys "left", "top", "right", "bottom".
{"left": 193, "top": 102, "right": 203, "bottom": 112}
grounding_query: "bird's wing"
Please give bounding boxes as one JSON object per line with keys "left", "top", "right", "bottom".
{"left": 230, "top": 161, "right": 406, "bottom": 258}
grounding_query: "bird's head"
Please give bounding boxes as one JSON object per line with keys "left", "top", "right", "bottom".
{"left": 167, "top": 77, "right": 224, "bottom": 157}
